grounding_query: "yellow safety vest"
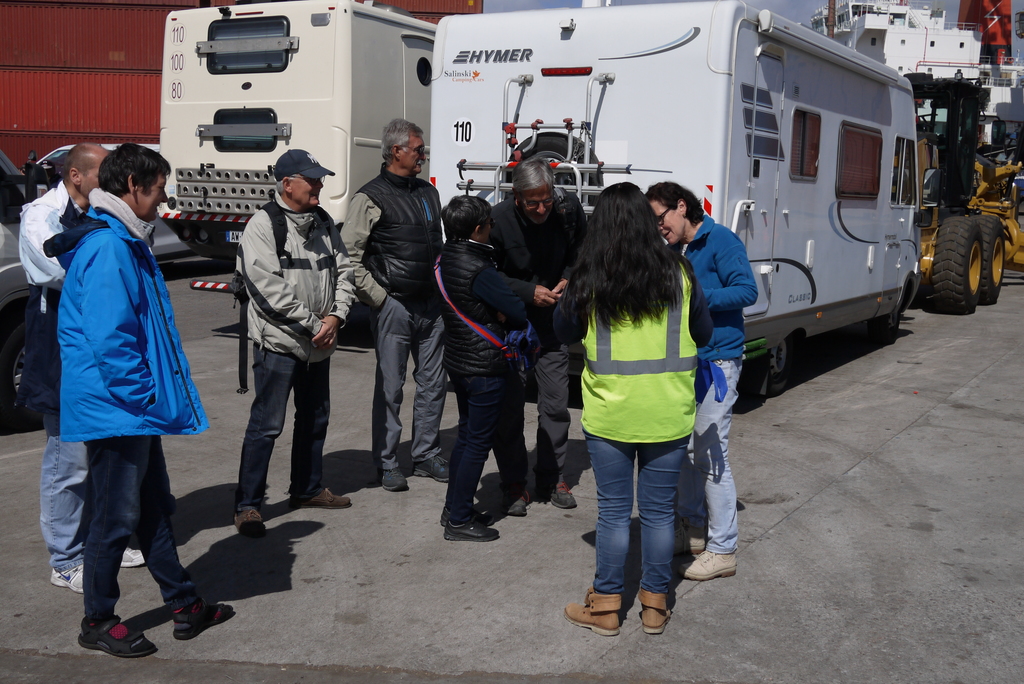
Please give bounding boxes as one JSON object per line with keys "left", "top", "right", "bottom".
{"left": 581, "top": 271, "right": 697, "bottom": 443}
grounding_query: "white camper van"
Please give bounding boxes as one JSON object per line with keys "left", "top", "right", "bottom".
{"left": 429, "top": 1, "right": 921, "bottom": 394}
{"left": 158, "top": 0, "right": 435, "bottom": 260}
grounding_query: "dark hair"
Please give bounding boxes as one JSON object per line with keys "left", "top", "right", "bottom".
{"left": 98, "top": 143, "right": 170, "bottom": 196}
{"left": 562, "top": 182, "right": 694, "bottom": 329}
{"left": 645, "top": 181, "right": 704, "bottom": 224}
{"left": 441, "top": 195, "right": 491, "bottom": 241}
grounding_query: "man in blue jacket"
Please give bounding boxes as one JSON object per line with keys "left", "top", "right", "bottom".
{"left": 647, "top": 182, "right": 757, "bottom": 582}
{"left": 45, "top": 144, "right": 232, "bottom": 657}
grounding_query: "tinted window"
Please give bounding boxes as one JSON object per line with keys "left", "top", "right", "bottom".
{"left": 890, "top": 137, "right": 916, "bottom": 206}
{"left": 213, "top": 108, "right": 278, "bottom": 152}
{"left": 207, "top": 17, "right": 291, "bottom": 75}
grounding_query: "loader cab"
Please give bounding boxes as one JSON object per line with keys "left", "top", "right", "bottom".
{"left": 909, "top": 74, "right": 984, "bottom": 210}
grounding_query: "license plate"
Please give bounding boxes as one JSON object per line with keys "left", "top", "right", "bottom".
{"left": 226, "top": 231, "right": 244, "bottom": 243}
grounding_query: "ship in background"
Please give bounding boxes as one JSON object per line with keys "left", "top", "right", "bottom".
{"left": 811, "top": 0, "right": 1024, "bottom": 139}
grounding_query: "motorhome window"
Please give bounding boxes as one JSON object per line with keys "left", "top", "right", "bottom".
{"left": 837, "top": 124, "right": 882, "bottom": 199}
{"left": 213, "top": 108, "right": 278, "bottom": 152}
{"left": 890, "top": 137, "right": 916, "bottom": 206}
{"left": 207, "top": 17, "right": 291, "bottom": 75}
{"left": 790, "top": 110, "right": 821, "bottom": 180}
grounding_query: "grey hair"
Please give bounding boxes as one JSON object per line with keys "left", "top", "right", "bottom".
{"left": 381, "top": 118, "right": 424, "bottom": 164}
{"left": 512, "top": 157, "right": 554, "bottom": 195}
{"left": 275, "top": 179, "right": 286, "bottom": 195}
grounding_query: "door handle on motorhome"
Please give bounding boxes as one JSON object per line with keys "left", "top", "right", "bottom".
{"left": 729, "top": 200, "right": 756, "bottom": 233}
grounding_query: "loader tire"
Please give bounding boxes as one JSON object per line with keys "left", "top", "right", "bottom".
{"left": 931, "top": 216, "right": 983, "bottom": 315}
{"left": 975, "top": 214, "right": 1005, "bottom": 306}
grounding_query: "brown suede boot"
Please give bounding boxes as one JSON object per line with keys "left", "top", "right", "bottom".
{"left": 564, "top": 587, "right": 621, "bottom": 636}
{"left": 638, "top": 589, "right": 671, "bottom": 635}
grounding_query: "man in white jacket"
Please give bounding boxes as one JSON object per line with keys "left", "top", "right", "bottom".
{"left": 233, "top": 149, "right": 356, "bottom": 537}
{"left": 18, "top": 143, "right": 147, "bottom": 592}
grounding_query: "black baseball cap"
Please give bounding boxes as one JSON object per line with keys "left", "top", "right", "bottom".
{"left": 273, "top": 149, "right": 335, "bottom": 181}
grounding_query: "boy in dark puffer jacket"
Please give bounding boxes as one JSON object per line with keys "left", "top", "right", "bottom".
{"left": 436, "top": 196, "right": 528, "bottom": 542}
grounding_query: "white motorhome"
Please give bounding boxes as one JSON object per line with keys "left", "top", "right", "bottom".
{"left": 158, "top": 0, "right": 435, "bottom": 260}
{"left": 429, "top": 1, "right": 920, "bottom": 394}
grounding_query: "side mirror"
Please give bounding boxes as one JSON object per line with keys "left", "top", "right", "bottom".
{"left": 992, "top": 119, "right": 1007, "bottom": 148}
{"left": 921, "top": 168, "right": 941, "bottom": 207}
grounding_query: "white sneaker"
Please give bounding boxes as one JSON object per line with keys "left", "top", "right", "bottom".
{"left": 50, "top": 566, "right": 84, "bottom": 593}
{"left": 121, "top": 547, "right": 145, "bottom": 568}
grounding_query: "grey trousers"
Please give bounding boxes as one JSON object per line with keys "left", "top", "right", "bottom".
{"left": 369, "top": 295, "right": 446, "bottom": 471}
{"left": 493, "top": 344, "right": 571, "bottom": 488}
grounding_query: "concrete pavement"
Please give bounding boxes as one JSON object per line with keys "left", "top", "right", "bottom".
{"left": 1, "top": 258, "right": 1022, "bottom": 683}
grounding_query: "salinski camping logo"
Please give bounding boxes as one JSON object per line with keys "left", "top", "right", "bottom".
{"left": 444, "top": 68, "right": 484, "bottom": 83}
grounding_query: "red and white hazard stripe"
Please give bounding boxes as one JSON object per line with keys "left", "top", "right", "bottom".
{"left": 160, "top": 211, "right": 250, "bottom": 223}
{"left": 703, "top": 185, "right": 713, "bottom": 218}
{"left": 190, "top": 280, "right": 233, "bottom": 292}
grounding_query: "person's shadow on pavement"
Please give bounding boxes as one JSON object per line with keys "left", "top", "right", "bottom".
{"left": 122, "top": 519, "right": 323, "bottom": 633}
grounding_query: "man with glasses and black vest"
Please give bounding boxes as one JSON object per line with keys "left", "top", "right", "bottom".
{"left": 343, "top": 118, "right": 447, "bottom": 493}
{"left": 233, "top": 149, "right": 356, "bottom": 538}
{"left": 488, "top": 157, "right": 588, "bottom": 515}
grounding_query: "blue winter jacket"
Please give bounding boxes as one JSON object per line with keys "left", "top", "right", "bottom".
{"left": 49, "top": 211, "right": 208, "bottom": 442}
{"left": 682, "top": 216, "right": 758, "bottom": 361}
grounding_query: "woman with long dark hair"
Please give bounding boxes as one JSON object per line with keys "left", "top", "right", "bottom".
{"left": 554, "top": 183, "right": 712, "bottom": 636}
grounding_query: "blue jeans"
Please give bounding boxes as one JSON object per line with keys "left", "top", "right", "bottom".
{"left": 40, "top": 413, "right": 88, "bottom": 572}
{"left": 585, "top": 431, "right": 689, "bottom": 595}
{"left": 677, "top": 358, "right": 741, "bottom": 554}
{"left": 444, "top": 373, "right": 508, "bottom": 525}
{"left": 236, "top": 346, "right": 331, "bottom": 511}
{"left": 83, "top": 436, "right": 196, "bottom": 619}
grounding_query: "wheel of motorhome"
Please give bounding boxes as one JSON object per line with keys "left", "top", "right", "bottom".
{"left": 975, "top": 214, "right": 1005, "bottom": 306}
{"left": 866, "top": 306, "right": 900, "bottom": 345}
{"left": 931, "top": 216, "right": 983, "bottom": 315}
{"left": 765, "top": 334, "right": 796, "bottom": 398}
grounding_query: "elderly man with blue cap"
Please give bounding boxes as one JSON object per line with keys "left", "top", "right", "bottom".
{"left": 233, "top": 149, "right": 356, "bottom": 537}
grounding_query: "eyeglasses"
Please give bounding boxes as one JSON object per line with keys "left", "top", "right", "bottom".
{"left": 523, "top": 197, "right": 554, "bottom": 209}
{"left": 398, "top": 144, "right": 427, "bottom": 156}
{"left": 293, "top": 174, "right": 324, "bottom": 186}
{"left": 480, "top": 217, "right": 495, "bottom": 228}
{"left": 655, "top": 206, "right": 673, "bottom": 225}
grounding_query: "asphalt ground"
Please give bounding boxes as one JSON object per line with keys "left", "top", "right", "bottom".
{"left": 1, "top": 258, "right": 1022, "bottom": 684}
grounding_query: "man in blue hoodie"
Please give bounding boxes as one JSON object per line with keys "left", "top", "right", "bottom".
{"left": 45, "top": 144, "right": 232, "bottom": 657}
{"left": 647, "top": 182, "right": 757, "bottom": 582}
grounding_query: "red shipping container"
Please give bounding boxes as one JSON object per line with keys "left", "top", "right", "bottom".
{"left": 0, "top": 70, "right": 161, "bottom": 136}
{"left": 0, "top": 132, "right": 159, "bottom": 172}
{"left": 1, "top": 5, "right": 168, "bottom": 72}
{"left": 380, "top": 0, "right": 481, "bottom": 14}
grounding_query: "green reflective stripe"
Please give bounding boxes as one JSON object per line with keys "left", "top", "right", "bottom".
{"left": 590, "top": 304, "right": 697, "bottom": 376}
